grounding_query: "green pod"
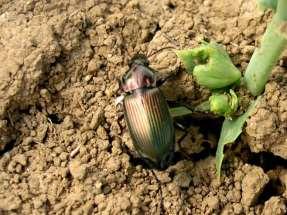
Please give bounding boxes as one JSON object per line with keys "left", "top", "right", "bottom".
{"left": 123, "top": 88, "right": 175, "bottom": 169}
{"left": 209, "top": 89, "right": 239, "bottom": 117}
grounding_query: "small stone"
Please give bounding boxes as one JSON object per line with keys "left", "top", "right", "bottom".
{"left": 55, "top": 81, "right": 66, "bottom": 91}
{"left": 233, "top": 203, "right": 243, "bottom": 214}
{"left": 97, "top": 139, "right": 109, "bottom": 151}
{"left": 241, "top": 166, "right": 269, "bottom": 206}
{"left": 7, "top": 161, "right": 16, "bottom": 173}
{"left": 234, "top": 181, "right": 241, "bottom": 190}
{"left": 22, "top": 137, "right": 33, "bottom": 146}
{"left": 84, "top": 75, "right": 92, "bottom": 82}
{"left": 54, "top": 147, "right": 63, "bottom": 154}
{"left": 234, "top": 170, "right": 244, "bottom": 182}
{"left": 130, "top": 194, "right": 141, "bottom": 207}
{"left": 211, "top": 178, "right": 221, "bottom": 189}
{"left": 119, "top": 196, "right": 131, "bottom": 210}
{"left": 195, "top": 187, "right": 202, "bottom": 194}
{"left": 59, "top": 152, "right": 68, "bottom": 161}
{"left": 262, "top": 197, "right": 286, "bottom": 215}
{"left": 30, "top": 130, "right": 36, "bottom": 137}
{"left": 40, "top": 88, "right": 51, "bottom": 101}
{"left": 227, "top": 190, "right": 241, "bottom": 203}
{"left": 105, "top": 81, "right": 119, "bottom": 98}
{"left": 148, "top": 184, "right": 159, "bottom": 191}
{"left": 53, "top": 157, "right": 61, "bottom": 166}
{"left": 33, "top": 196, "right": 45, "bottom": 209}
{"left": 62, "top": 116, "right": 74, "bottom": 130}
{"left": 97, "top": 126, "right": 108, "bottom": 140}
{"left": 95, "top": 181, "right": 103, "bottom": 194}
{"left": 90, "top": 108, "right": 104, "bottom": 130}
{"left": 155, "top": 171, "right": 171, "bottom": 183}
{"left": 69, "top": 160, "right": 87, "bottom": 180}
{"left": 87, "top": 59, "right": 100, "bottom": 73}
{"left": 205, "top": 195, "right": 219, "bottom": 211}
{"left": 221, "top": 205, "right": 233, "bottom": 215}
{"left": 15, "top": 164, "right": 22, "bottom": 173}
{"left": 110, "top": 121, "right": 121, "bottom": 136}
{"left": 105, "top": 157, "right": 121, "bottom": 172}
{"left": 0, "top": 195, "right": 22, "bottom": 210}
{"left": 174, "top": 172, "right": 192, "bottom": 188}
{"left": 13, "top": 154, "right": 27, "bottom": 166}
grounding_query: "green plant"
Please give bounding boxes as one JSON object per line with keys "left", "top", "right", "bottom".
{"left": 215, "top": 98, "right": 259, "bottom": 178}
{"left": 176, "top": 0, "right": 287, "bottom": 177}
{"left": 209, "top": 90, "right": 239, "bottom": 118}
{"left": 176, "top": 42, "right": 241, "bottom": 90}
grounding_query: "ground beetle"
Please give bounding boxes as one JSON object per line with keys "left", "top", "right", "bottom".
{"left": 121, "top": 54, "right": 175, "bottom": 169}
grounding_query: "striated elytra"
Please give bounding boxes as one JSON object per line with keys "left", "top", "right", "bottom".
{"left": 121, "top": 54, "right": 175, "bottom": 169}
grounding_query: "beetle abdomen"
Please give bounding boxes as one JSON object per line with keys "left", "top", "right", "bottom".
{"left": 123, "top": 88, "right": 175, "bottom": 165}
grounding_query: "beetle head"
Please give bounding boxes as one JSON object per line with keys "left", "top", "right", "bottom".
{"left": 121, "top": 54, "right": 156, "bottom": 92}
{"left": 128, "top": 53, "right": 150, "bottom": 67}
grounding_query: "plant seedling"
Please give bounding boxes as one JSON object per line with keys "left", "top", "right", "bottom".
{"left": 176, "top": 0, "right": 287, "bottom": 178}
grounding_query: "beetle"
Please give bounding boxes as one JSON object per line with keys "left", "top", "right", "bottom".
{"left": 120, "top": 54, "right": 175, "bottom": 169}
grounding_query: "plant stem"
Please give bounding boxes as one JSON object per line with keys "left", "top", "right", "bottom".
{"left": 244, "top": 0, "right": 287, "bottom": 96}
{"left": 258, "top": 0, "right": 278, "bottom": 10}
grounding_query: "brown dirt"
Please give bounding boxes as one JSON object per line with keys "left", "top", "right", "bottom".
{"left": 245, "top": 68, "right": 287, "bottom": 159}
{"left": 0, "top": 0, "right": 286, "bottom": 214}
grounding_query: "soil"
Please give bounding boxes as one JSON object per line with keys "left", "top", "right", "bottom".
{"left": 0, "top": 0, "right": 286, "bottom": 214}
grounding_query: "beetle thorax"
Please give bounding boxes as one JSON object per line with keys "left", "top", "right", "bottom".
{"left": 121, "top": 63, "right": 156, "bottom": 93}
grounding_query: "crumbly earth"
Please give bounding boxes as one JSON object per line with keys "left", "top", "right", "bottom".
{"left": 245, "top": 68, "right": 287, "bottom": 159}
{"left": 0, "top": 0, "right": 286, "bottom": 214}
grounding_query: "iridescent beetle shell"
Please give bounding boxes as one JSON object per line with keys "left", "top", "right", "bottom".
{"left": 121, "top": 54, "right": 175, "bottom": 169}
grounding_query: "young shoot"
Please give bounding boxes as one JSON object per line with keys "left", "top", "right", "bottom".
{"left": 215, "top": 98, "right": 259, "bottom": 178}
{"left": 209, "top": 90, "right": 239, "bottom": 118}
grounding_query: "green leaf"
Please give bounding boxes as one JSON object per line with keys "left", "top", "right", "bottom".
{"left": 175, "top": 50, "right": 197, "bottom": 73}
{"left": 194, "top": 100, "right": 210, "bottom": 112}
{"left": 216, "top": 97, "right": 260, "bottom": 178}
{"left": 176, "top": 42, "right": 241, "bottom": 90}
{"left": 169, "top": 106, "right": 192, "bottom": 118}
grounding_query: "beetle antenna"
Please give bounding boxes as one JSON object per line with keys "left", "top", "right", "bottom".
{"left": 147, "top": 46, "right": 177, "bottom": 59}
{"left": 147, "top": 32, "right": 182, "bottom": 59}
{"left": 174, "top": 122, "right": 192, "bottom": 160}
{"left": 161, "top": 32, "right": 182, "bottom": 49}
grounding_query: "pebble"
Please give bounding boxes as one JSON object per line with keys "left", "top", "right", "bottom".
{"left": 205, "top": 195, "right": 219, "bottom": 210}
{"left": 241, "top": 166, "right": 269, "bottom": 206}
{"left": 13, "top": 154, "right": 27, "bottom": 166}
{"left": 174, "top": 172, "right": 192, "bottom": 188}
{"left": 69, "top": 160, "right": 87, "bottom": 180}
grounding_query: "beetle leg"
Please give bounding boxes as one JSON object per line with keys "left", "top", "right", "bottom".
{"left": 174, "top": 122, "right": 193, "bottom": 160}
{"left": 177, "top": 133, "right": 192, "bottom": 160}
{"left": 115, "top": 95, "right": 125, "bottom": 106}
{"left": 156, "top": 67, "right": 180, "bottom": 87}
